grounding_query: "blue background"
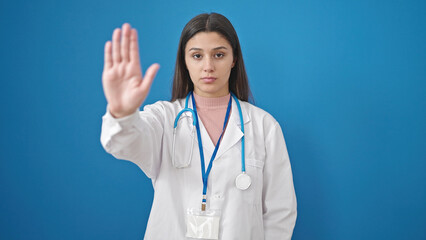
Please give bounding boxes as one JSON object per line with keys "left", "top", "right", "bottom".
{"left": 1, "top": 0, "right": 425, "bottom": 239}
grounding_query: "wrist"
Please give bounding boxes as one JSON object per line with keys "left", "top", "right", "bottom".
{"left": 108, "top": 106, "right": 136, "bottom": 119}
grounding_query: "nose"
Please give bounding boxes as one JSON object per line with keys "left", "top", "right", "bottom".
{"left": 203, "top": 57, "right": 214, "bottom": 72}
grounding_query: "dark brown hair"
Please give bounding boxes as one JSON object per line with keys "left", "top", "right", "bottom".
{"left": 171, "top": 12, "right": 253, "bottom": 103}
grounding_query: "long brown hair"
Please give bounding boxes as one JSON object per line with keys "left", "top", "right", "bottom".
{"left": 171, "top": 12, "right": 253, "bottom": 103}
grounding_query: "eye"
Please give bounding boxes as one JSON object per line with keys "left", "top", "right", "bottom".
{"left": 192, "top": 54, "right": 202, "bottom": 59}
{"left": 215, "top": 53, "right": 225, "bottom": 58}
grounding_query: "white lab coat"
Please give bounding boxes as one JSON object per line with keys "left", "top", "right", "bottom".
{"left": 100, "top": 96, "right": 297, "bottom": 240}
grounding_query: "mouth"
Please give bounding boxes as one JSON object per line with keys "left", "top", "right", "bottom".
{"left": 201, "top": 77, "right": 217, "bottom": 83}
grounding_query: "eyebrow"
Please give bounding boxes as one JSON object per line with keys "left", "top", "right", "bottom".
{"left": 188, "top": 46, "right": 228, "bottom": 52}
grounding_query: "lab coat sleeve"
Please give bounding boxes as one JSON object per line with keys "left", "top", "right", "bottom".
{"left": 100, "top": 103, "right": 165, "bottom": 179}
{"left": 262, "top": 122, "right": 297, "bottom": 239}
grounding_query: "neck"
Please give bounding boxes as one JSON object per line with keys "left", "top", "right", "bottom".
{"left": 193, "top": 91, "right": 231, "bottom": 109}
{"left": 193, "top": 88, "right": 230, "bottom": 98}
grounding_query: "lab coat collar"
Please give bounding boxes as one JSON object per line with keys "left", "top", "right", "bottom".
{"left": 216, "top": 97, "right": 250, "bottom": 159}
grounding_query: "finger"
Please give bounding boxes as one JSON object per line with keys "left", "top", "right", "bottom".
{"left": 129, "top": 28, "right": 140, "bottom": 63}
{"left": 121, "top": 23, "right": 131, "bottom": 62}
{"left": 112, "top": 28, "right": 121, "bottom": 63}
{"left": 104, "top": 41, "right": 113, "bottom": 70}
{"left": 140, "top": 63, "right": 160, "bottom": 91}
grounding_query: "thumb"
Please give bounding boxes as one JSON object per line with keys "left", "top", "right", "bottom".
{"left": 140, "top": 63, "right": 160, "bottom": 92}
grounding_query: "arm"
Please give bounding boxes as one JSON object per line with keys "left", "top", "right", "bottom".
{"left": 100, "top": 103, "right": 164, "bottom": 179}
{"left": 263, "top": 122, "right": 297, "bottom": 239}
{"left": 100, "top": 23, "right": 162, "bottom": 179}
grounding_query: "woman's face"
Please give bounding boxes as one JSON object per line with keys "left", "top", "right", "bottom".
{"left": 185, "top": 31, "right": 235, "bottom": 98}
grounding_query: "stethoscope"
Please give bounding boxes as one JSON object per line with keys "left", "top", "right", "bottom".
{"left": 173, "top": 91, "right": 251, "bottom": 210}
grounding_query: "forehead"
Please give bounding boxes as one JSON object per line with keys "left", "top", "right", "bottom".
{"left": 185, "top": 32, "right": 231, "bottom": 51}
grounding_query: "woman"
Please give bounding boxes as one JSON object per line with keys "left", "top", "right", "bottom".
{"left": 101, "top": 13, "right": 297, "bottom": 239}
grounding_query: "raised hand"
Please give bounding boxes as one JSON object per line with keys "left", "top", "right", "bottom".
{"left": 102, "top": 23, "right": 160, "bottom": 118}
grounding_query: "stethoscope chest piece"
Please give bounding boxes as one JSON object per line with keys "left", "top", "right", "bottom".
{"left": 235, "top": 172, "right": 251, "bottom": 190}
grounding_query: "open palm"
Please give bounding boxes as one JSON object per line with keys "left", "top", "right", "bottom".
{"left": 102, "top": 23, "right": 160, "bottom": 118}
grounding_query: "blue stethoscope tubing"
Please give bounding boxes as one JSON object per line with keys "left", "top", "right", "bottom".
{"left": 172, "top": 91, "right": 249, "bottom": 207}
{"left": 173, "top": 91, "right": 245, "bottom": 172}
{"left": 172, "top": 96, "right": 197, "bottom": 167}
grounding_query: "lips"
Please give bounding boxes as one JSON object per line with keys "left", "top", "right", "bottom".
{"left": 201, "top": 77, "right": 217, "bottom": 83}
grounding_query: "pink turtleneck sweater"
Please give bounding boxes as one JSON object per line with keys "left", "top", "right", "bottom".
{"left": 193, "top": 92, "right": 231, "bottom": 146}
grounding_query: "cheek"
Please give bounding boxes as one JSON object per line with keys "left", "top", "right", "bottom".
{"left": 185, "top": 58, "right": 197, "bottom": 71}
{"left": 220, "top": 60, "right": 234, "bottom": 74}
{"left": 185, "top": 60, "right": 199, "bottom": 82}
{"left": 186, "top": 65, "right": 197, "bottom": 78}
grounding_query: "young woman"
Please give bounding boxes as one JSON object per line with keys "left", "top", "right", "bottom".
{"left": 101, "top": 13, "right": 297, "bottom": 239}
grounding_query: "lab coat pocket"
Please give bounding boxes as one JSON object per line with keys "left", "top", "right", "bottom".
{"left": 172, "top": 116, "right": 195, "bottom": 168}
{"left": 241, "top": 158, "right": 264, "bottom": 205}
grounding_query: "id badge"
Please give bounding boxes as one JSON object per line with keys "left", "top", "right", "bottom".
{"left": 186, "top": 208, "right": 221, "bottom": 239}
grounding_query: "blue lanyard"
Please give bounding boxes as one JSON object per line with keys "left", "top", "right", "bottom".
{"left": 191, "top": 92, "right": 232, "bottom": 210}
